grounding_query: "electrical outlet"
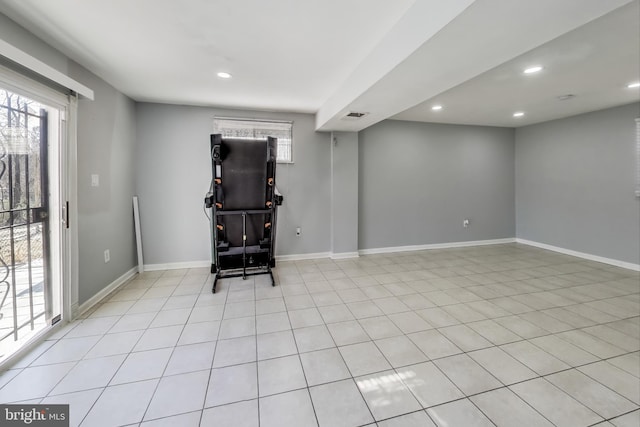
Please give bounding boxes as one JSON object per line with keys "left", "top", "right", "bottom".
{"left": 91, "top": 174, "right": 100, "bottom": 187}
{"left": 104, "top": 249, "right": 110, "bottom": 263}
{"left": 463, "top": 219, "right": 470, "bottom": 228}
{"left": 296, "top": 227, "right": 301, "bottom": 236}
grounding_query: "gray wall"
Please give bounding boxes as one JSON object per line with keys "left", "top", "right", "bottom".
{"left": 135, "top": 103, "right": 331, "bottom": 264}
{"left": 0, "top": 13, "right": 68, "bottom": 73}
{"left": 1, "top": 13, "right": 138, "bottom": 305}
{"left": 331, "top": 132, "right": 359, "bottom": 254}
{"left": 68, "top": 62, "right": 138, "bottom": 304}
{"left": 515, "top": 103, "right": 640, "bottom": 265}
{"left": 359, "top": 120, "right": 515, "bottom": 249}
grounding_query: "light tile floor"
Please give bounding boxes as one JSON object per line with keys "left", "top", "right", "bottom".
{"left": 0, "top": 243, "right": 638, "bottom": 427}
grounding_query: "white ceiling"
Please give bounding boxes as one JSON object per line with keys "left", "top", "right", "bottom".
{"left": 0, "top": 0, "right": 638, "bottom": 131}
{"left": 0, "top": 0, "right": 414, "bottom": 112}
{"left": 393, "top": 0, "right": 640, "bottom": 127}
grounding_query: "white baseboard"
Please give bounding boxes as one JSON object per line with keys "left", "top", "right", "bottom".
{"left": 144, "top": 260, "right": 210, "bottom": 271}
{"left": 146, "top": 254, "right": 345, "bottom": 267}
{"left": 276, "top": 252, "right": 331, "bottom": 262}
{"left": 74, "top": 267, "right": 137, "bottom": 318}
{"left": 358, "top": 238, "right": 516, "bottom": 255}
{"left": 146, "top": 254, "right": 339, "bottom": 268}
{"left": 138, "top": 233, "right": 636, "bottom": 272}
{"left": 331, "top": 251, "right": 360, "bottom": 260}
{"left": 516, "top": 238, "right": 640, "bottom": 272}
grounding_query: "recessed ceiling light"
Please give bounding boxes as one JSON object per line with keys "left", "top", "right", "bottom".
{"left": 627, "top": 82, "right": 640, "bottom": 88}
{"left": 431, "top": 105, "right": 443, "bottom": 111}
{"left": 217, "top": 72, "right": 232, "bottom": 79}
{"left": 513, "top": 112, "right": 525, "bottom": 118}
{"left": 523, "top": 66, "right": 543, "bottom": 74}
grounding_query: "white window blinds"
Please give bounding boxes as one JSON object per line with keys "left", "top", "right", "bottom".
{"left": 213, "top": 117, "right": 293, "bottom": 163}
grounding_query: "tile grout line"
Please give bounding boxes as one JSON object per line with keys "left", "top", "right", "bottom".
{"left": 1, "top": 245, "right": 637, "bottom": 426}
{"left": 254, "top": 278, "right": 261, "bottom": 427}
{"left": 133, "top": 270, "right": 193, "bottom": 425}
{"left": 294, "top": 259, "right": 379, "bottom": 426}
{"left": 74, "top": 272, "right": 167, "bottom": 427}
{"left": 285, "top": 265, "right": 323, "bottom": 427}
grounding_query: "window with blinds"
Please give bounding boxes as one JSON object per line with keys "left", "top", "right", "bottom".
{"left": 213, "top": 117, "right": 293, "bottom": 163}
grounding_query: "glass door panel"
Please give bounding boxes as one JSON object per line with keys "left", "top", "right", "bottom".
{"left": 0, "top": 87, "right": 60, "bottom": 362}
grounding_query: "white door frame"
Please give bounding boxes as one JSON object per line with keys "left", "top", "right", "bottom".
{"left": 0, "top": 64, "right": 78, "bottom": 366}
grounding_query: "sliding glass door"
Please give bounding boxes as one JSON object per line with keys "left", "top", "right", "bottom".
{"left": 0, "top": 86, "right": 63, "bottom": 363}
